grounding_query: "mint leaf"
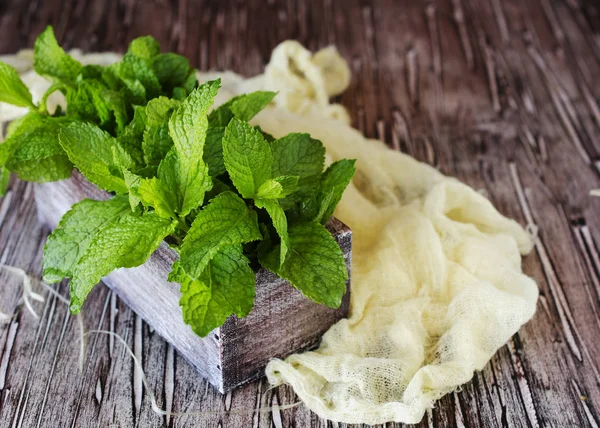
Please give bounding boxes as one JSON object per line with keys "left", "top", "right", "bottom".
{"left": 256, "top": 179, "right": 283, "bottom": 199}
{"left": 203, "top": 126, "right": 227, "bottom": 176}
{"left": 0, "top": 166, "right": 9, "bottom": 196}
{"left": 209, "top": 91, "right": 276, "bottom": 126}
{"left": 173, "top": 245, "right": 255, "bottom": 337}
{"left": 121, "top": 53, "right": 161, "bottom": 99}
{"left": 255, "top": 198, "right": 289, "bottom": 266}
{"left": 122, "top": 170, "right": 142, "bottom": 209}
{"left": 151, "top": 53, "right": 191, "bottom": 91}
{"left": 118, "top": 105, "right": 147, "bottom": 167}
{"left": 143, "top": 96, "right": 179, "bottom": 166}
{"left": 204, "top": 92, "right": 276, "bottom": 177}
{"left": 271, "top": 133, "right": 325, "bottom": 185}
{"left": 34, "top": 26, "right": 83, "bottom": 83}
{"left": 117, "top": 135, "right": 145, "bottom": 169}
{"left": 203, "top": 177, "right": 232, "bottom": 201}
{"left": 66, "top": 81, "right": 108, "bottom": 124}
{"left": 181, "top": 69, "right": 198, "bottom": 94}
{"left": 3, "top": 116, "right": 73, "bottom": 182}
{"left": 256, "top": 175, "right": 298, "bottom": 199}
{"left": 135, "top": 176, "right": 177, "bottom": 219}
{"left": 43, "top": 196, "right": 131, "bottom": 283}
{"left": 0, "top": 62, "right": 35, "bottom": 108}
{"left": 107, "top": 53, "right": 161, "bottom": 104}
{"left": 5, "top": 112, "right": 45, "bottom": 139}
{"left": 42, "top": 194, "right": 175, "bottom": 314}
{"left": 39, "top": 82, "right": 67, "bottom": 113}
{"left": 256, "top": 126, "right": 276, "bottom": 143}
{"left": 128, "top": 36, "right": 160, "bottom": 59}
{"left": 230, "top": 91, "right": 276, "bottom": 121}
{"left": 6, "top": 124, "right": 73, "bottom": 182}
{"left": 161, "top": 80, "right": 219, "bottom": 215}
{"left": 124, "top": 105, "right": 147, "bottom": 136}
{"left": 260, "top": 222, "right": 348, "bottom": 308}
{"left": 222, "top": 118, "right": 273, "bottom": 198}
{"left": 58, "top": 122, "right": 130, "bottom": 193}
{"left": 180, "top": 191, "right": 261, "bottom": 279}
{"left": 103, "top": 90, "right": 129, "bottom": 134}
{"left": 65, "top": 80, "right": 128, "bottom": 135}
{"left": 68, "top": 203, "right": 176, "bottom": 312}
{"left": 316, "top": 159, "right": 356, "bottom": 224}
{"left": 314, "top": 188, "right": 334, "bottom": 224}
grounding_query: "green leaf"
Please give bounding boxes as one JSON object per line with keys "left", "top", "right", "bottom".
{"left": 66, "top": 80, "right": 128, "bottom": 134}
{"left": 122, "top": 53, "right": 161, "bottom": 99}
{"left": 68, "top": 201, "right": 175, "bottom": 312}
{"left": 135, "top": 176, "right": 177, "bottom": 219}
{"left": 181, "top": 68, "right": 198, "bottom": 94}
{"left": 255, "top": 198, "right": 289, "bottom": 266}
{"left": 33, "top": 26, "right": 83, "bottom": 83}
{"left": 255, "top": 175, "right": 298, "bottom": 199}
{"left": 209, "top": 91, "right": 276, "bottom": 126}
{"left": 0, "top": 62, "right": 35, "bottom": 108}
{"left": 58, "top": 122, "right": 130, "bottom": 193}
{"left": 124, "top": 105, "right": 148, "bottom": 137}
{"left": 256, "top": 179, "right": 284, "bottom": 199}
{"left": 314, "top": 187, "right": 334, "bottom": 224}
{"left": 108, "top": 52, "right": 161, "bottom": 104}
{"left": 40, "top": 82, "right": 67, "bottom": 113}
{"left": 222, "top": 118, "right": 273, "bottom": 198}
{"left": 122, "top": 169, "right": 141, "bottom": 210}
{"left": 316, "top": 159, "right": 356, "bottom": 224}
{"left": 271, "top": 133, "right": 325, "bottom": 185}
{"left": 43, "top": 196, "right": 132, "bottom": 283}
{"left": 203, "top": 177, "right": 232, "bottom": 201}
{"left": 255, "top": 126, "right": 276, "bottom": 143}
{"left": 203, "top": 126, "right": 226, "bottom": 176}
{"left": 118, "top": 106, "right": 147, "bottom": 167}
{"left": 172, "top": 245, "right": 255, "bottom": 337}
{"left": 142, "top": 96, "right": 179, "bottom": 166}
{"left": 204, "top": 92, "right": 276, "bottom": 177}
{"left": 162, "top": 80, "right": 220, "bottom": 215}
{"left": 151, "top": 53, "right": 190, "bottom": 91}
{"left": 5, "top": 112, "right": 45, "bottom": 139}
{"left": 180, "top": 191, "right": 261, "bottom": 279}
{"left": 0, "top": 166, "right": 10, "bottom": 196}
{"left": 4, "top": 116, "right": 73, "bottom": 182}
{"left": 229, "top": 91, "right": 276, "bottom": 121}
{"left": 103, "top": 90, "right": 129, "bottom": 134}
{"left": 260, "top": 222, "right": 347, "bottom": 308}
{"left": 117, "top": 135, "right": 145, "bottom": 169}
{"left": 128, "top": 36, "right": 160, "bottom": 59}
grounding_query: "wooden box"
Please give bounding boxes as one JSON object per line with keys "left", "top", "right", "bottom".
{"left": 33, "top": 171, "right": 352, "bottom": 393}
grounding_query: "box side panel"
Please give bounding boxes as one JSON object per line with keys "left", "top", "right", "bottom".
{"left": 220, "top": 219, "right": 352, "bottom": 391}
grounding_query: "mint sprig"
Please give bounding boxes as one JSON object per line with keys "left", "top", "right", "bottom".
{"left": 0, "top": 26, "right": 356, "bottom": 336}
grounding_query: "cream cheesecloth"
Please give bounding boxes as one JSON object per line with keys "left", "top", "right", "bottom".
{"left": 0, "top": 41, "right": 538, "bottom": 425}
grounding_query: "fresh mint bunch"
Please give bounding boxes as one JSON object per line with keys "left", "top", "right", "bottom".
{"left": 0, "top": 27, "right": 356, "bottom": 337}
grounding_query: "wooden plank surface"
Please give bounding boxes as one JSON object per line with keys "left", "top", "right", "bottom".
{"left": 0, "top": 0, "right": 599, "bottom": 426}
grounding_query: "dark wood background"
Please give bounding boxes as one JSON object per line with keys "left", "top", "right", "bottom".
{"left": 1, "top": 0, "right": 600, "bottom": 427}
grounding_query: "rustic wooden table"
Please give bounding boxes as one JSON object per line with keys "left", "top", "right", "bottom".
{"left": 1, "top": 0, "right": 599, "bottom": 427}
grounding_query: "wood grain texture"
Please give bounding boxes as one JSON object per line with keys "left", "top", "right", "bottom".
{"left": 32, "top": 171, "right": 351, "bottom": 393}
{"left": 0, "top": 0, "right": 599, "bottom": 426}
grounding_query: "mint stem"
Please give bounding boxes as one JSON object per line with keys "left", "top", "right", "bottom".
{"left": 178, "top": 218, "right": 190, "bottom": 233}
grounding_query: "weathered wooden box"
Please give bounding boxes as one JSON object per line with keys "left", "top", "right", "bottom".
{"left": 33, "top": 171, "right": 351, "bottom": 393}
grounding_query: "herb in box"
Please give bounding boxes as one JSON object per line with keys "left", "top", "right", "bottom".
{"left": 0, "top": 27, "right": 354, "bottom": 390}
